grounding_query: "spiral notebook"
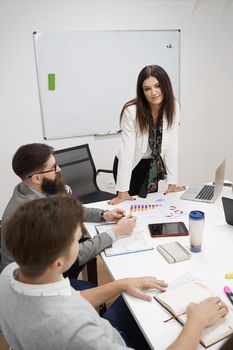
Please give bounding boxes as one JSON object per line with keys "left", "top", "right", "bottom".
{"left": 95, "top": 223, "right": 154, "bottom": 257}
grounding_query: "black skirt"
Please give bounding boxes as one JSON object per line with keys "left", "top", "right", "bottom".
{"left": 113, "top": 157, "right": 151, "bottom": 196}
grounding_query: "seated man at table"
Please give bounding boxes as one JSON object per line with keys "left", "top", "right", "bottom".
{"left": 1, "top": 143, "right": 136, "bottom": 279}
{"left": 0, "top": 195, "right": 228, "bottom": 350}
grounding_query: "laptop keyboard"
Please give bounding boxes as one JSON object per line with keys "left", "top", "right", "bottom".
{"left": 195, "top": 185, "right": 214, "bottom": 200}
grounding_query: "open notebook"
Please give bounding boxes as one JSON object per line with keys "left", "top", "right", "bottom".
{"left": 95, "top": 223, "right": 154, "bottom": 257}
{"left": 154, "top": 279, "right": 233, "bottom": 347}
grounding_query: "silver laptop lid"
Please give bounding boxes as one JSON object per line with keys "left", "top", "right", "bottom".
{"left": 213, "top": 159, "right": 225, "bottom": 200}
{"left": 180, "top": 159, "right": 225, "bottom": 203}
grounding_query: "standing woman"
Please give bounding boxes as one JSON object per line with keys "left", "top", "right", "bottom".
{"left": 109, "top": 65, "right": 185, "bottom": 205}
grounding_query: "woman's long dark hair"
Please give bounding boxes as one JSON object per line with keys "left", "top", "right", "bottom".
{"left": 120, "top": 65, "right": 175, "bottom": 133}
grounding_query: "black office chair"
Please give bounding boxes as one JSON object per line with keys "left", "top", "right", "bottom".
{"left": 0, "top": 220, "right": 3, "bottom": 273}
{"left": 54, "top": 144, "right": 115, "bottom": 204}
{"left": 0, "top": 220, "right": 1, "bottom": 260}
{"left": 55, "top": 145, "right": 111, "bottom": 314}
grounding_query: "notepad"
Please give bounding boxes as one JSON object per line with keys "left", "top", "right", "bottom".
{"left": 157, "top": 241, "right": 191, "bottom": 264}
{"left": 95, "top": 223, "right": 154, "bottom": 257}
{"left": 154, "top": 279, "right": 233, "bottom": 347}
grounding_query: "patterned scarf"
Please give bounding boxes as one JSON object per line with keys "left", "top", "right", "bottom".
{"left": 138, "top": 113, "right": 167, "bottom": 198}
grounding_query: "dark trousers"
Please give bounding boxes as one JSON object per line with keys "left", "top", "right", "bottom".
{"left": 113, "top": 157, "right": 151, "bottom": 196}
{"left": 63, "top": 259, "right": 83, "bottom": 279}
{"left": 63, "top": 237, "right": 93, "bottom": 280}
{"left": 69, "top": 278, "right": 96, "bottom": 291}
{"left": 103, "top": 296, "right": 151, "bottom": 349}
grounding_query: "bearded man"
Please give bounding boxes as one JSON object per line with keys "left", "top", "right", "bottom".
{"left": 1, "top": 144, "right": 135, "bottom": 275}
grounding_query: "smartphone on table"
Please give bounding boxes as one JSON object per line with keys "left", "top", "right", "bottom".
{"left": 148, "top": 222, "right": 188, "bottom": 238}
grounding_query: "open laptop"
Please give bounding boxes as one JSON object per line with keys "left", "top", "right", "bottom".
{"left": 180, "top": 159, "right": 225, "bottom": 203}
{"left": 222, "top": 197, "right": 233, "bottom": 225}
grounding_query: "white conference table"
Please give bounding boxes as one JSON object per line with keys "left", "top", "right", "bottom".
{"left": 85, "top": 186, "right": 233, "bottom": 350}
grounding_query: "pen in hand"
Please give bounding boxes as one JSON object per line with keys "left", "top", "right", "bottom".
{"left": 113, "top": 215, "right": 136, "bottom": 237}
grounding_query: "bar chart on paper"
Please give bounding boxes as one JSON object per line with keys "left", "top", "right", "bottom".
{"left": 129, "top": 198, "right": 187, "bottom": 219}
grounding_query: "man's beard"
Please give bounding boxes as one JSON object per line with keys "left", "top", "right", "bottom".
{"left": 41, "top": 173, "right": 67, "bottom": 196}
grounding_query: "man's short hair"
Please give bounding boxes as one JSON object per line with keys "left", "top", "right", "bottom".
{"left": 5, "top": 195, "right": 83, "bottom": 277}
{"left": 12, "top": 143, "right": 54, "bottom": 179}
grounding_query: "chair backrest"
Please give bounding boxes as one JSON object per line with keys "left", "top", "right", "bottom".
{"left": 54, "top": 144, "right": 99, "bottom": 198}
{"left": 0, "top": 220, "right": 3, "bottom": 272}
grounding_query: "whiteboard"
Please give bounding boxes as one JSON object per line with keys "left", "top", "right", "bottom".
{"left": 33, "top": 30, "right": 180, "bottom": 139}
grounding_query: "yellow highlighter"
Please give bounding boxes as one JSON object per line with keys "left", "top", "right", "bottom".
{"left": 225, "top": 272, "right": 233, "bottom": 279}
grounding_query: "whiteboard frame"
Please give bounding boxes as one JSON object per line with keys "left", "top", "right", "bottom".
{"left": 33, "top": 30, "right": 181, "bottom": 140}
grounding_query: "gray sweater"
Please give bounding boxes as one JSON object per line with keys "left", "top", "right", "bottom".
{"left": 0, "top": 267, "right": 130, "bottom": 350}
{"left": 1, "top": 183, "right": 113, "bottom": 268}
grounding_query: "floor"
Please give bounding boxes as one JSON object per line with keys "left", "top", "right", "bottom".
{"left": 0, "top": 255, "right": 113, "bottom": 349}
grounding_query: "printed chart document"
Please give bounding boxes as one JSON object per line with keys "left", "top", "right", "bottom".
{"left": 129, "top": 198, "right": 187, "bottom": 219}
{"left": 95, "top": 223, "right": 154, "bottom": 257}
{"left": 154, "top": 279, "right": 233, "bottom": 347}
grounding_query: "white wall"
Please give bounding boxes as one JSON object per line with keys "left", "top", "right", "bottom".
{"left": 0, "top": 0, "right": 233, "bottom": 217}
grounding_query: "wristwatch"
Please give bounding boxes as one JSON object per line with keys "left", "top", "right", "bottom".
{"left": 100, "top": 210, "right": 109, "bottom": 222}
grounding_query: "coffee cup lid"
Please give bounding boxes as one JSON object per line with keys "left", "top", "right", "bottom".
{"left": 189, "top": 210, "right": 205, "bottom": 220}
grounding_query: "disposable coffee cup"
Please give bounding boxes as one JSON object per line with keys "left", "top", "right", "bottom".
{"left": 189, "top": 210, "right": 205, "bottom": 253}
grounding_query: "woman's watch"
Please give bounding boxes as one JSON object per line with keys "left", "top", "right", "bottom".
{"left": 100, "top": 210, "right": 109, "bottom": 222}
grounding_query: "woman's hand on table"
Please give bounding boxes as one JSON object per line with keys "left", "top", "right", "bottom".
{"left": 108, "top": 191, "right": 135, "bottom": 205}
{"left": 164, "top": 184, "right": 186, "bottom": 195}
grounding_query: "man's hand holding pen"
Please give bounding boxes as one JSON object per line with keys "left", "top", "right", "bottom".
{"left": 103, "top": 208, "right": 126, "bottom": 222}
{"left": 112, "top": 215, "right": 136, "bottom": 238}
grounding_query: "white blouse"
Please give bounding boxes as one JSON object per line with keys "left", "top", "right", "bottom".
{"left": 115, "top": 100, "right": 181, "bottom": 192}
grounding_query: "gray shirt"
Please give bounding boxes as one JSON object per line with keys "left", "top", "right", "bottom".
{"left": 1, "top": 182, "right": 113, "bottom": 268}
{"left": 0, "top": 265, "right": 130, "bottom": 350}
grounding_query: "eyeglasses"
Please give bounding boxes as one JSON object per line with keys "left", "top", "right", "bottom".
{"left": 27, "top": 163, "right": 59, "bottom": 179}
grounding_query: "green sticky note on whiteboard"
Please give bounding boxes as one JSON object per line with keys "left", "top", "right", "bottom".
{"left": 48, "top": 73, "right": 55, "bottom": 90}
